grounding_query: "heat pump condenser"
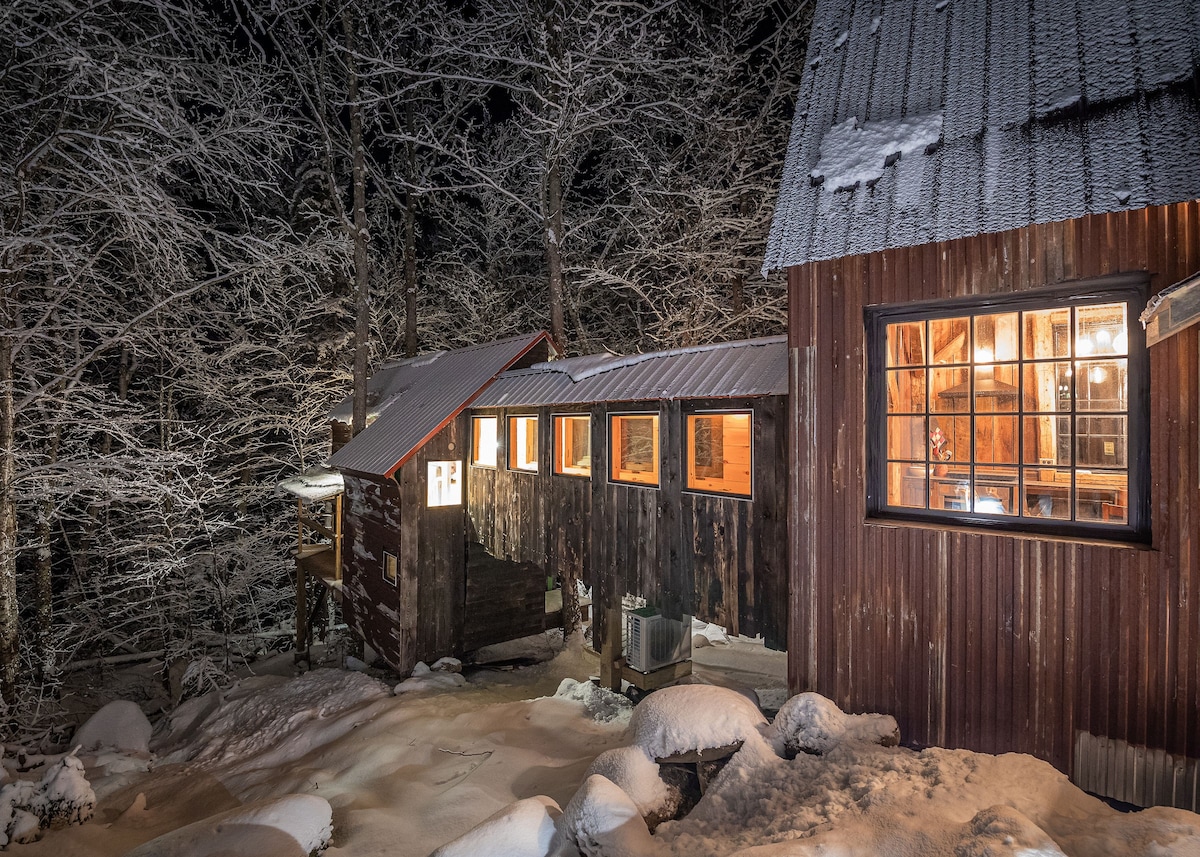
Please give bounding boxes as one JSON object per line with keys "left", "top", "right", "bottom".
{"left": 625, "top": 608, "right": 691, "bottom": 673}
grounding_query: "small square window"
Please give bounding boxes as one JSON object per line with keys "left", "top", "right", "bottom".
{"left": 427, "top": 460, "right": 462, "bottom": 506}
{"left": 471, "top": 416, "right": 498, "bottom": 467}
{"left": 610, "top": 414, "right": 659, "bottom": 486}
{"left": 687, "top": 412, "right": 752, "bottom": 497}
{"left": 383, "top": 551, "right": 397, "bottom": 586}
{"left": 554, "top": 415, "right": 591, "bottom": 477}
{"left": 508, "top": 415, "right": 539, "bottom": 471}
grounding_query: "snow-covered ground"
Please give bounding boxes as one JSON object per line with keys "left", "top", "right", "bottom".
{"left": 5, "top": 630, "right": 1199, "bottom": 856}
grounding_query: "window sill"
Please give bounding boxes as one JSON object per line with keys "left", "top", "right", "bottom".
{"left": 862, "top": 515, "right": 1155, "bottom": 551}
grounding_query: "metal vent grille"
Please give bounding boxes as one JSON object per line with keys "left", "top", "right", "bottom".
{"left": 1073, "top": 731, "right": 1200, "bottom": 811}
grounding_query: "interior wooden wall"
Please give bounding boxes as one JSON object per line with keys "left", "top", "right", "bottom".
{"left": 787, "top": 201, "right": 1200, "bottom": 774}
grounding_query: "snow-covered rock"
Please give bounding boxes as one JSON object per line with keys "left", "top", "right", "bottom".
{"left": 394, "top": 671, "right": 467, "bottom": 694}
{"left": 554, "top": 679, "right": 633, "bottom": 725}
{"left": 430, "top": 657, "right": 462, "bottom": 673}
{"left": 125, "top": 793, "right": 332, "bottom": 857}
{"left": 769, "top": 692, "right": 899, "bottom": 755}
{"left": 585, "top": 746, "right": 673, "bottom": 820}
{"left": 0, "top": 753, "right": 95, "bottom": 847}
{"left": 558, "top": 774, "right": 658, "bottom": 857}
{"left": 73, "top": 700, "right": 152, "bottom": 754}
{"left": 955, "top": 805, "right": 1066, "bottom": 857}
{"left": 630, "top": 685, "right": 767, "bottom": 760}
{"left": 430, "top": 795, "right": 561, "bottom": 857}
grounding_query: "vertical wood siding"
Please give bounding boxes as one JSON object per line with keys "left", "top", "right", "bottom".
{"left": 787, "top": 201, "right": 1200, "bottom": 774}
{"left": 342, "top": 417, "right": 466, "bottom": 673}
{"left": 468, "top": 398, "right": 789, "bottom": 648}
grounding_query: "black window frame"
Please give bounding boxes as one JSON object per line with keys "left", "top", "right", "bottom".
{"left": 683, "top": 409, "right": 755, "bottom": 500}
{"left": 865, "top": 274, "right": 1150, "bottom": 542}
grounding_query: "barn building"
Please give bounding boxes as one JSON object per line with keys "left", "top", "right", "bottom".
{"left": 764, "top": 0, "right": 1200, "bottom": 809}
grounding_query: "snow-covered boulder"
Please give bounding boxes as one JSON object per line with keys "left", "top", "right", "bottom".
{"left": 430, "top": 796, "right": 561, "bottom": 857}
{"left": 554, "top": 679, "right": 633, "bottom": 725}
{"left": 629, "top": 684, "right": 767, "bottom": 761}
{"left": 585, "top": 746, "right": 674, "bottom": 820}
{"left": 770, "top": 692, "right": 899, "bottom": 756}
{"left": 557, "top": 774, "right": 657, "bottom": 857}
{"left": 125, "top": 793, "right": 332, "bottom": 857}
{"left": 955, "top": 805, "right": 1066, "bottom": 857}
{"left": 394, "top": 662, "right": 467, "bottom": 694}
{"left": 73, "top": 700, "right": 152, "bottom": 754}
{"left": 0, "top": 753, "right": 95, "bottom": 847}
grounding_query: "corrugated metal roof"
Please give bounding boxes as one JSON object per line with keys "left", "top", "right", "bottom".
{"left": 328, "top": 332, "right": 552, "bottom": 477}
{"left": 474, "top": 336, "right": 787, "bottom": 408}
{"left": 764, "top": 0, "right": 1200, "bottom": 272}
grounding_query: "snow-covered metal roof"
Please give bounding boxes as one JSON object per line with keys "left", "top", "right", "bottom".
{"left": 763, "top": 0, "right": 1200, "bottom": 272}
{"left": 328, "top": 332, "right": 553, "bottom": 478}
{"left": 473, "top": 335, "right": 787, "bottom": 408}
{"left": 278, "top": 465, "right": 345, "bottom": 502}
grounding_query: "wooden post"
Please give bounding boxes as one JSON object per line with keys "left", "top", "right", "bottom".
{"left": 333, "top": 494, "right": 343, "bottom": 581}
{"left": 294, "top": 560, "right": 307, "bottom": 661}
{"left": 295, "top": 498, "right": 307, "bottom": 661}
{"left": 598, "top": 592, "right": 624, "bottom": 691}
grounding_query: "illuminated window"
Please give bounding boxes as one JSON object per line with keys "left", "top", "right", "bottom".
{"left": 554, "top": 415, "right": 591, "bottom": 477}
{"left": 427, "top": 460, "right": 462, "bottom": 507}
{"left": 383, "top": 552, "right": 397, "bottom": 586}
{"left": 867, "top": 283, "right": 1147, "bottom": 538}
{"left": 687, "top": 412, "right": 752, "bottom": 497}
{"left": 471, "top": 416, "right": 498, "bottom": 467}
{"left": 609, "top": 414, "right": 659, "bottom": 486}
{"left": 508, "top": 415, "right": 539, "bottom": 471}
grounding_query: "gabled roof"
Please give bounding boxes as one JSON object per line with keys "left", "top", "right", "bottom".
{"left": 473, "top": 335, "right": 787, "bottom": 408}
{"left": 764, "top": 0, "right": 1200, "bottom": 272}
{"left": 328, "top": 332, "right": 553, "bottom": 478}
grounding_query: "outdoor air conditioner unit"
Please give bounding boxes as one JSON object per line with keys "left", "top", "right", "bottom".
{"left": 625, "top": 608, "right": 691, "bottom": 673}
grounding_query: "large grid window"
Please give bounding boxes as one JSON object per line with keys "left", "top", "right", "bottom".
{"left": 554, "top": 414, "right": 591, "bottom": 477}
{"left": 610, "top": 414, "right": 659, "bottom": 486}
{"left": 686, "top": 412, "right": 752, "bottom": 497}
{"left": 868, "top": 285, "right": 1147, "bottom": 538}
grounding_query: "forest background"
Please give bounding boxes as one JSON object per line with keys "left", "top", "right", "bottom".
{"left": 0, "top": 0, "right": 807, "bottom": 735}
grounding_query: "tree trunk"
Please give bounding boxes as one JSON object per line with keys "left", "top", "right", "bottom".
{"left": 403, "top": 101, "right": 419, "bottom": 359}
{"left": 544, "top": 159, "right": 567, "bottom": 348}
{"left": 344, "top": 9, "right": 371, "bottom": 437}
{"left": 0, "top": 293, "right": 20, "bottom": 706}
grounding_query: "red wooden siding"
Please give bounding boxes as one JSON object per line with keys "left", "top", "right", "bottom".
{"left": 787, "top": 201, "right": 1200, "bottom": 775}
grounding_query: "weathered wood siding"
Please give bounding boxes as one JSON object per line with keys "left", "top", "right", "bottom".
{"left": 469, "top": 398, "right": 789, "bottom": 648}
{"left": 342, "top": 417, "right": 467, "bottom": 672}
{"left": 787, "top": 201, "right": 1200, "bottom": 775}
{"left": 340, "top": 473, "right": 405, "bottom": 667}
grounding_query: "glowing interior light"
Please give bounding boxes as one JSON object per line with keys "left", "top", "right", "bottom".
{"left": 1095, "top": 329, "right": 1112, "bottom": 347}
{"left": 1090, "top": 366, "right": 1108, "bottom": 384}
{"left": 974, "top": 347, "right": 994, "bottom": 364}
{"left": 1113, "top": 330, "right": 1128, "bottom": 353}
{"left": 1076, "top": 336, "right": 1095, "bottom": 356}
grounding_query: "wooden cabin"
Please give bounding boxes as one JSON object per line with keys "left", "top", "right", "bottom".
{"left": 764, "top": 0, "right": 1200, "bottom": 809}
{"left": 281, "top": 334, "right": 790, "bottom": 680}
{"left": 467, "top": 336, "right": 790, "bottom": 665}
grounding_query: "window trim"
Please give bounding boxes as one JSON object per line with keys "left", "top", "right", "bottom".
{"left": 383, "top": 551, "right": 398, "bottom": 586}
{"left": 865, "top": 274, "right": 1150, "bottom": 542}
{"left": 552, "top": 412, "right": 592, "bottom": 479}
{"left": 608, "top": 411, "right": 661, "bottom": 488}
{"left": 507, "top": 414, "right": 540, "bottom": 473}
{"left": 684, "top": 409, "right": 754, "bottom": 500}
{"left": 470, "top": 415, "right": 499, "bottom": 469}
